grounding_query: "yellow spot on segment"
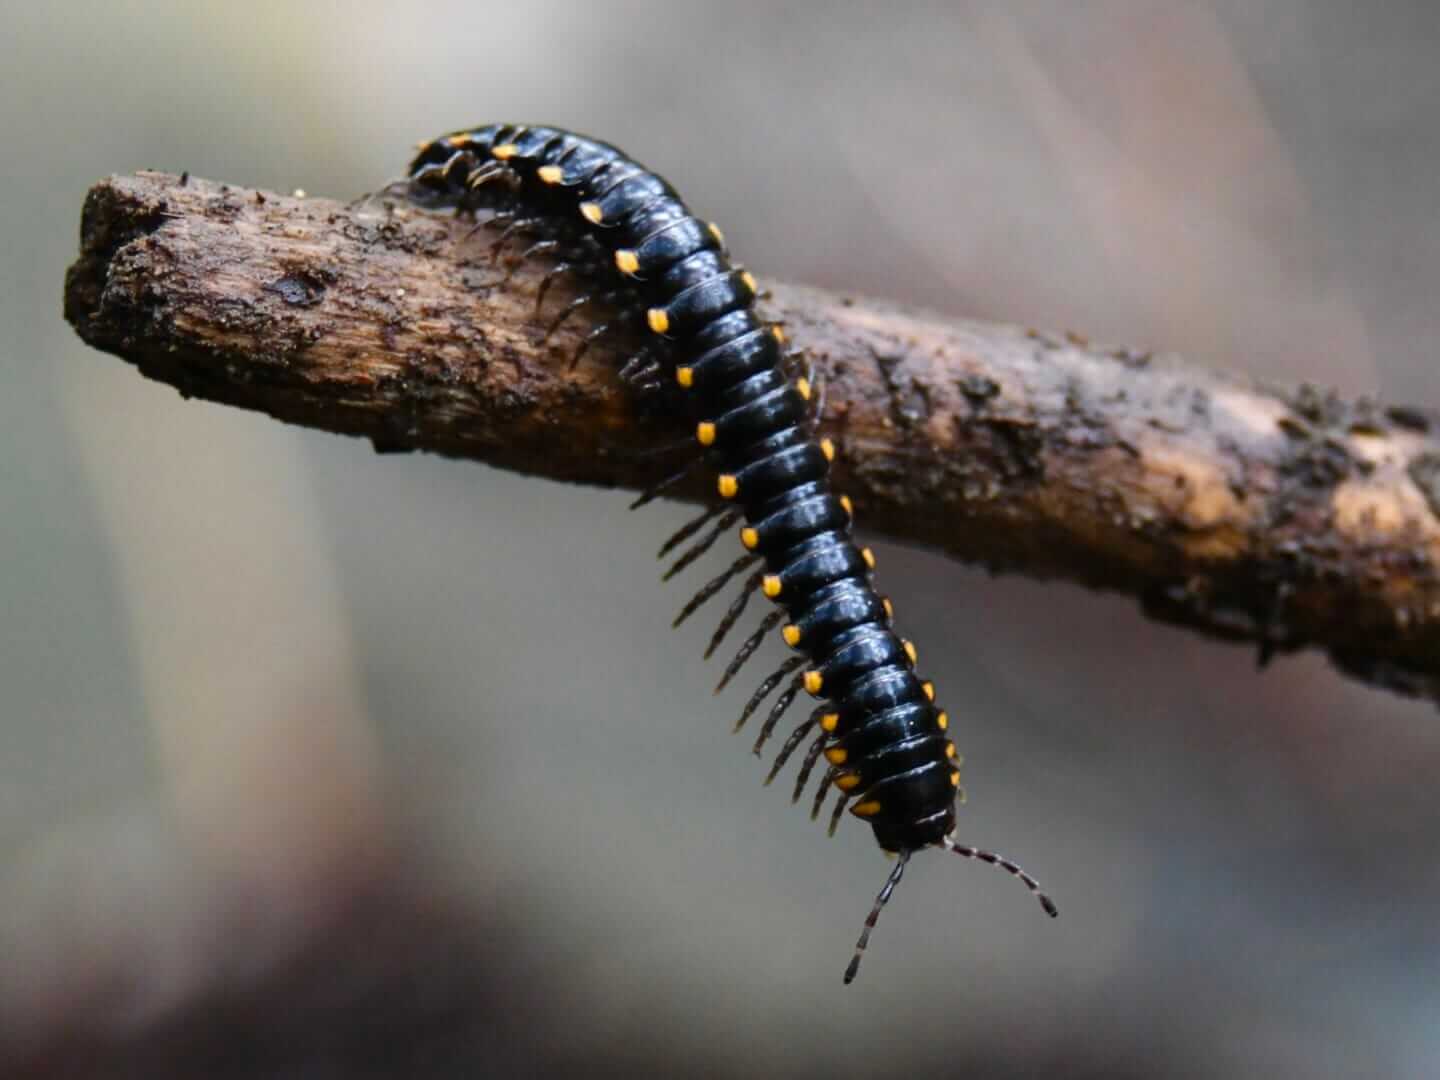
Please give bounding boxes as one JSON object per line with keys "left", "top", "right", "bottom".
{"left": 696, "top": 421, "right": 716, "bottom": 446}
{"left": 946, "top": 742, "right": 958, "bottom": 760}
{"left": 772, "top": 325, "right": 787, "bottom": 345}
{"left": 949, "top": 770, "right": 961, "bottom": 789}
{"left": 782, "top": 624, "right": 802, "bottom": 648}
{"left": 740, "top": 270, "right": 758, "bottom": 293}
{"left": 884, "top": 598, "right": 896, "bottom": 621}
{"left": 840, "top": 495, "right": 854, "bottom": 516}
{"left": 676, "top": 366, "right": 694, "bottom": 388}
{"left": 718, "top": 474, "right": 739, "bottom": 499}
{"left": 804, "top": 670, "right": 824, "bottom": 696}
{"left": 492, "top": 143, "right": 519, "bottom": 160}
{"left": 708, "top": 221, "right": 725, "bottom": 246}
{"left": 851, "top": 800, "right": 882, "bottom": 818}
{"left": 861, "top": 547, "right": 877, "bottom": 570}
{"left": 580, "top": 201, "right": 603, "bottom": 224}
{"left": 795, "top": 377, "right": 812, "bottom": 401}
{"left": 537, "top": 164, "right": 563, "bottom": 185}
{"left": 445, "top": 134, "right": 469, "bottom": 148}
{"left": 835, "top": 773, "right": 862, "bottom": 793}
{"left": 922, "top": 681, "right": 935, "bottom": 702}
{"left": 647, "top": 308, "right": 670, "bottom": 334}
{"left": 615, "top": 249, "right": 640, "bottom": 274}
{"left": 740, "top": 527, "right": 759, "bottom": 550}
{"left": 937, "top": 710, "right": 949, "bottom": 731}
{"left": 762, "top": 574, "right": 783, "bottom": 598}
{"left": 819, "top": 437, "right": 836, "bottom": 462}
{"left": 902, "top": 639, "right": 918, "bottom": 665}
{"left": 819, "top": 712, "right": 839, "bottom": 733}
{"left": 824, "top": 747, "right": 848, "bottom": 766}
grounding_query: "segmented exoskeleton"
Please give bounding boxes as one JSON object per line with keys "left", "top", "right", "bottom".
{"left": 405, "top": 124, "right": 1057, "bottom": 982}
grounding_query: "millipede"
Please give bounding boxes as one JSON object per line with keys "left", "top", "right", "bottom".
{"left": 404, "top": 123, "right": 1058, "bottom": 982}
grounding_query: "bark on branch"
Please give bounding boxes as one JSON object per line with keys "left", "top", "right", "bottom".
{"left": 64, "top": 172, "right": 1440, "bottom": 705}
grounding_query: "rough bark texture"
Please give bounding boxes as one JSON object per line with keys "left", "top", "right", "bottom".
{"left": 64, "top": 172, "right": 1440, "bottom": 705}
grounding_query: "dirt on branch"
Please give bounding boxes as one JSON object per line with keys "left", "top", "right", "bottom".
{"left": 64, "top": 172, "right": 1440, "bottom": 705}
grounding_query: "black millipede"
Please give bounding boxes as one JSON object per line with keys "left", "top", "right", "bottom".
{"left": 403, "top": 124, "right": 1057, "bottom": 982}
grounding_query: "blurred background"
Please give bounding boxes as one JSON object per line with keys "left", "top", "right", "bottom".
{"left": 4, "top": 2, "right": 1439, "bottom": 1076}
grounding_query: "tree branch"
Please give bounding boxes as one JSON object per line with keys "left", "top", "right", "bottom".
{"left": 64, "top": 172, "right": 1440, "bottom": 705}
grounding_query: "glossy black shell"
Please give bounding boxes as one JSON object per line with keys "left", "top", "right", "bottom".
{"left": 406, "top": 124, "right": 960, "bottom": 854}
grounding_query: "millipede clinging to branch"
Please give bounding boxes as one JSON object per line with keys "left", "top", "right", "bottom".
{"left": 404, "top": 123, "right": 1057, "bottom": 983}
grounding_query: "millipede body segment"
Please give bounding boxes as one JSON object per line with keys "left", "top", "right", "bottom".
{"left": 405, "top": 124, "right": 1056, "bottom": 982}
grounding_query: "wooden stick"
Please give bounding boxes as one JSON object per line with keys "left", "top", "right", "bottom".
{"left": 64, "top": 172, "right": 1440, "bottom": 705}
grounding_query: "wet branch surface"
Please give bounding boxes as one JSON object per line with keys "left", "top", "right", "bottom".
{"left": 64, "top": 172, "right": 1440, "bottom": 705}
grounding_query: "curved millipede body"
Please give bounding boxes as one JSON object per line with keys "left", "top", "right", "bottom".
{"left": 405, "top": 123, "right": 1057, "bottom": 982}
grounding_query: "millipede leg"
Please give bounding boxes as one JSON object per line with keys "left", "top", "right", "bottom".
{"left": 621, "top": 360, "right": 663, "bottom": 389}
{"left": 630, "top": 457, "right": 700, "bottom": 510}
{"left": 712, "top": 586, "right": 776, "bottom": 690}
{"left": 811, "top": 766, "right": 836, "bottom": 820}
{"left": 792, "top": 731, "right": 829, "bottom": 803}
{"left": 752, "top": 674, "right": 804, "bottom": 754}
{"left": 827, "top": 789, "right": 850, "bottom": 836}
{"left": 734, "top": 656, "right": 805, "bottom": 733}
{"left": 705, "top": 570, "right": 766, "bottom": 663}
{"left": 570, "top": 289, "right": 641, "bottom": 369}
{"left": 535, "top": 261, "right": 576, "bottom": 314}
{"left": 764, "top": 714, "right": 818, "bottom": 786}
{"left": 658, "top": 504, "right": 728, "bottom": 558}
{"left": 442, "top": 148, "right": 480, "bottom": 182}
{"left": 618, "top": 347, "right": 657, "bottom": 384}
{"left": 489, "top": 216, "right": 548, "bottom": 261}
{"left": 843, "top": 852, "right": 910, "bottom": 985}
{"left": 544, "top": 293, "right": 593, "bottom": 339}
{"left": 674, "top": 553, "right": 761, "bottom": 629}
{"left": 500, "top": 239, "right": 561, "bottom": 284}
{"left": 464, "top": 162, "right": 509, "bottom": 191}
{"left": 569, "top": 321, "right": 612, "bottom": 368}
{"left": 662, "top": 510, "right": 742, "bottom": 581}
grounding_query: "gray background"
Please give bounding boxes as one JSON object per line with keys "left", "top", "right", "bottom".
{"left": 3, "top": 2, "right": 1439, "bottom": 1076}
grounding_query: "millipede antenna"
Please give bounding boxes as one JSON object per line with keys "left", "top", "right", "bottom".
{"left": 945, "top": 837, "right": 1059, "bottom": 918}
{"left": 843, "top": 851, "right": 910, "bottom": 984}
